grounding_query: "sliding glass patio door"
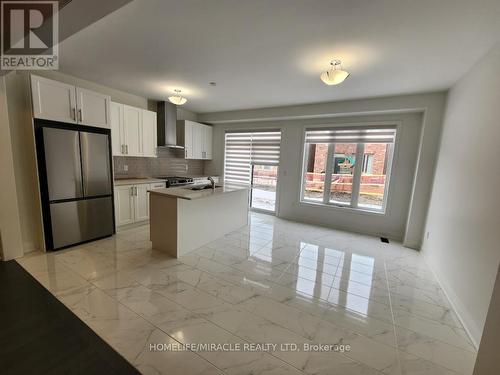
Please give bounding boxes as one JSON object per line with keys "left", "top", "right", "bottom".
{"left": 250, "top": 164, "right": 278, "bottom": 212}
{"left": 224, "top": 130, "right": 281, "bottom": 214}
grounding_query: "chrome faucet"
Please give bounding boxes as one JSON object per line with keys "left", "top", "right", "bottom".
{"left": 208, "top": 176, "right": 215, "bottom": 189}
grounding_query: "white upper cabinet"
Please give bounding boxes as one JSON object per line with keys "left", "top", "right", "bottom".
{"left": 183, "top": 121, "right": 194, "bottom": 159}
{"left": 141, "top": 109, "right": 157, "bottom": 157}
{"left": 110, "top": 101, "right": 157, "bottom": 158}
{"left": 179, "top": 120, "right": 213, "bottom": 160}
{"left": 30, "top": 75, "right": 111, "bottom": 128}
{"left": 123, "top": 105, "right": 142, "bottom": 156}
{"left": 192, "top": 122, "right": 203, "bottom": 159}
{"left": 110, "top": 102, "right": 124, "bottom": 156}
{"left": 75, "top": 87, "right": 111, "bottom": 128}
{"left": 203, "top": 125, "right": 213, "bottom": 159}
{"left": 31, "top": 75, "right": 77, "bottom": 124}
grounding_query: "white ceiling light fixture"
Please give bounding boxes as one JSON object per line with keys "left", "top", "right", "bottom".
{"left": 320, "top": 59, "right": 350, "bottom": 85}
{"left": 168, "top": 89, "right": 187, "bottom": 105}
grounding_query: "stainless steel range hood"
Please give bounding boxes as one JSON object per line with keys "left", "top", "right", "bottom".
{"left": 157, "top": 101, "right": 184, "bottom": 148}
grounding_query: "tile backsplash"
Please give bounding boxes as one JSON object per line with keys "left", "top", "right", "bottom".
{"left": 113, "top": 148, "right": 205, "bottom": 178}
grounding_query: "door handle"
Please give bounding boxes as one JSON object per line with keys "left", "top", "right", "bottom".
{"left": 78, "top": 108, "right": 83, "bottom": 122}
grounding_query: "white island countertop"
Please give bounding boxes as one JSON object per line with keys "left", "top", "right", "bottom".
{"left": 149, "top": 184, "right": 248, "bottom": 200}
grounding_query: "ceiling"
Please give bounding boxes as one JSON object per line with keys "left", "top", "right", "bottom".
{"left": 58, "top": 0, "right": 500, "bottom": 113}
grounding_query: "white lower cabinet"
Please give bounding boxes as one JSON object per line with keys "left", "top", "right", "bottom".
{"left": 114, "top": 185, "right": 136, "bottom": 226}
{"left": 114, "top": 183, "right": 156, "bottom": 227}
{"left": 134, "top": 184, "right": 150, "bottom": 222}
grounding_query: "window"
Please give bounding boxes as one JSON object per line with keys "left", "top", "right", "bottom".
{"left": 301, "top": 126, "right": 395, "bottom": 212}
{"left": 224, "top": 130, "right": 281, "bottom": 212}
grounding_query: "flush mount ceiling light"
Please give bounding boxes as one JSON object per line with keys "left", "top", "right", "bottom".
{"left": 320, "top": 59, "right": 350, "bottom": 85}
{"left": 168, "top": 89, "right": 187, "bottom": 105}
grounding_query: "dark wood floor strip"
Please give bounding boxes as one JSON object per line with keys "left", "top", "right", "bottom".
{"left": 0, "top": 260, "right": 140, "bottom": 375}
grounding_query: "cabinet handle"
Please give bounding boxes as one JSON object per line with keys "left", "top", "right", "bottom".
{"left": 72, "top": 108, "right": 76, "bottom": 121}
{"left": 185, "top": 149, "right": 187, "bottom": 158}
{"left": 78, "top": 108, "right": 83, "bottom": 122}
{"left": 125, "top": 145, "right": 128, "bottom": 154}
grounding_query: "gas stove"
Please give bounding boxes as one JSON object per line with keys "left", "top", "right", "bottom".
{"left": 155, "top": 176, "right": 194, "bottom": 187}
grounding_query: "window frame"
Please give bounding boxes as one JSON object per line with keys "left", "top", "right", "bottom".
{"left": 299, "top": 123, "right": 399, "bottom": 215}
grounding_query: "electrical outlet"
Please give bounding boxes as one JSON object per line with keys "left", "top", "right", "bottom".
{"left": 123, "top": 165, "right": 128, "bottom": 172}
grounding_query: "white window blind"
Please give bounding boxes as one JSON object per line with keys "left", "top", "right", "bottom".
{"left": 305, "top": 126, "right": 396, "bottom": 144}
{"left": 224, "top": 130, "right": 281, "bottom": 185}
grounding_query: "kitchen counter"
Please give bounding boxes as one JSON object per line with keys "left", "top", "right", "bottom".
{"left": 114, "top": 178, "right": 166, "bottom": 186}
{"left": 150, "top": 183, "right": 249, "bottom": 257}
{"left": 149, "top": 184, "right": 247, "bottom": 200}
{"left": 113, "top": 176, "right": 219, "bottom": 186}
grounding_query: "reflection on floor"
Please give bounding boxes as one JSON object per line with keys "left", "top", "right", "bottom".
{"left": 17, "top": 213, "right": 477, "bottom": 375}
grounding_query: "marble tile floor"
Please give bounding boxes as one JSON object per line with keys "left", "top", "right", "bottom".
{"left": 17, "top": 213, "right": 477, "bottom": 375}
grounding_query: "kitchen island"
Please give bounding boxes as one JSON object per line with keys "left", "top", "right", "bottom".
{"left": 149, "top": 184, "right": 249, "bottom": 257}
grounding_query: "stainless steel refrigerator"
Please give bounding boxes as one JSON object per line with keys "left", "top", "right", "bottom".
{"left": 35, "top": 120, "right": 115, "bottom": 250}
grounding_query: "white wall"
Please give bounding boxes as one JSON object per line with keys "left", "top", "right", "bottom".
{"left": 201, "top": 92, "right": 446, "bottom": 246}
{"left": 207, "top": 113, "right": 422, "bottom": 240}
{"left": 422, "top": 43, "right": 500, "bottom": 347}
{"left": 0, "top": 77, "right": 24, "bottom": 260}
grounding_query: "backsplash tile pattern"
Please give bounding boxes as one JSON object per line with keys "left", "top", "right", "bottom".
{"left": 113, "top": 148, "right": 204, "bottom": 178}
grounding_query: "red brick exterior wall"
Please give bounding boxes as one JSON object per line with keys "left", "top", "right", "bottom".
{"left": 308, "top": 143, "right": 387, "bottom": 175}
{"left": 305, "top": 143, "right": 389, "bottom": 197}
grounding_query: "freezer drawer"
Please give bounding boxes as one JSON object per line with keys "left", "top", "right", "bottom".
{"left": 43, "top": 127, "right": 83, "bottom": 201}
{"left": 50, "top": 197, "right": 113, "bottom": 249}
{"left": 80, "top": 131, "right": 112, "bottom": 197}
